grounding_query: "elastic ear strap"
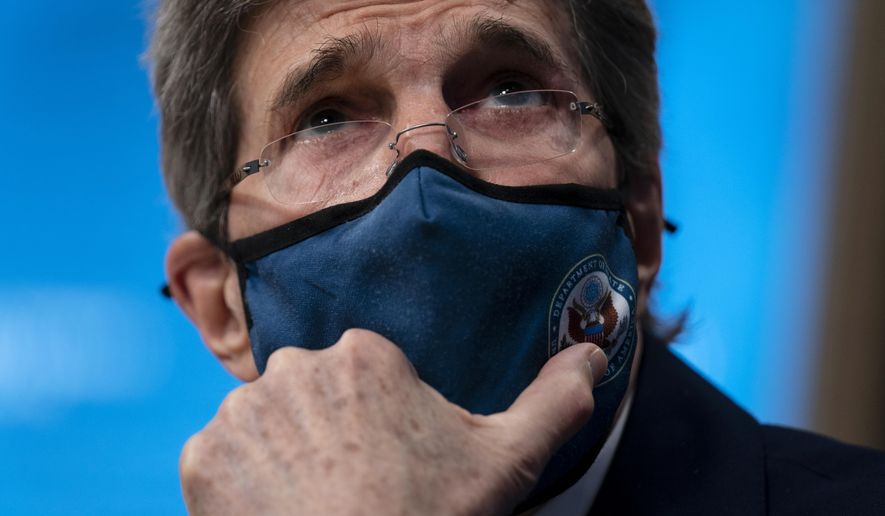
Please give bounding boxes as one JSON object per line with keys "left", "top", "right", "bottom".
{"left": 196, "top": 227, "right": 237, "bottom": 257}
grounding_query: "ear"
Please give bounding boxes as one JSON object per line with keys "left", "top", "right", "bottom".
{"left": 623, "top": 167, "right": 664, "bottom": 315}
{"left": 165, "top": 231, "right": 259, "bottom": 381}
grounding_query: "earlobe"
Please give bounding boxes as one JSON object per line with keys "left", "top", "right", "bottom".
{"left": 166, "top": 231, "right": 259, "bottom": 381}
{"left": 623, "top": 168, "right": 664, "bottom": 314}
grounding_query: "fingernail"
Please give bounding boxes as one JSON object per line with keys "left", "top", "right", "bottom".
{"left": 589, "top": 347, "right": 608, "bottom": 386}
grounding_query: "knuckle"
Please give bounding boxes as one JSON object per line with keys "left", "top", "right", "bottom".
{"left": 340, "top": 327, "right": 374, "bottom": 343}
{"left": 179, "top": 433, "right": 210, "bottom": 482}
{"left": 264, "top": 345, "right": 302, "bottom": 373}
{"left": 218, "top": 385, "right": 252, "bottom": 416}
{"left": 337, "top": 328, "right": 385, "bottom": 358}
{"left": 336, "top": 329, "right": 361, "bottom": 353}
{"left": 335, "top": 328, "right": 414, "bottom": 377}
{"left": 335, "top": 329, "right": 365, "bottom": 356}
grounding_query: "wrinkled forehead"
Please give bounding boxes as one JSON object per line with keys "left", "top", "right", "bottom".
{"left": 234, "top": 0, "right": 580, "bottom": 93}
{"left": 239, "top": 0, "right": 574, "bottom": 56}
{"left": 232, "top": 0, "right": 582, "bottom": 149}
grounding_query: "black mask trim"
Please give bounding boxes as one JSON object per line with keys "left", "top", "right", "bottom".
{"left": 229, "top": 150, "right": 623, "bottom": 263}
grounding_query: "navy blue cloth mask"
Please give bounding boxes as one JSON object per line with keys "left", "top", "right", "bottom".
{"left": 229, "top": 150, "right": 639, "bottom": 510}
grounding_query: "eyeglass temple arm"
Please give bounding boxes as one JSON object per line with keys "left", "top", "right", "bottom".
{"left": 577, "top": 101, "right": 612, "bottom": 129}
{"left": 241, "top": 160, "right": 263, "bottom": 175}
{"left": 227, "top": 159, "right": 267, "bottom": 188}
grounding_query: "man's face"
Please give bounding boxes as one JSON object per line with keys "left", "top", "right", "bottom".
{"left": 226, "top": 0, "right": 617, "bottom": 240}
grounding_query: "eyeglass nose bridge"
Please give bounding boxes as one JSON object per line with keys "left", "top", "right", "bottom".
{"left": 385, "top": 121, "right": 467, "bottom": 177}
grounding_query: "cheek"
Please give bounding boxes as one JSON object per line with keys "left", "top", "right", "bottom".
{"left": 227, "top": 176, "right": 313, "bottom": 240}
{"left": 483, "top": 132, "right": 616, "bottom": 189}
{"left": 583, "top": 125, "right": 618, "bottom": 188}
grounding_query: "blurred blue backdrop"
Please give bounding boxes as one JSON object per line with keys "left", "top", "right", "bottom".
{"left": 0, "top": 0, "right": 847, "bottom": 513}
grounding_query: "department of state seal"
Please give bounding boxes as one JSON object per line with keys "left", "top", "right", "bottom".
{"left": 548, "top": 254, "right": 636, "bottom": 385}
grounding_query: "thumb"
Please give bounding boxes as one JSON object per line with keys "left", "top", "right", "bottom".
{"left": 492, "top": 343, "right": 607, "bottom": 475}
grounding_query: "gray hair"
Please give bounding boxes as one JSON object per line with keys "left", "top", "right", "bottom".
{"left": 148, "top": 0, "right": 660, "bottom": 244}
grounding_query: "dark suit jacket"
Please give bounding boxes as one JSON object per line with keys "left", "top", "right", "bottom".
{"left": 588, "top": 338, "right": 885, "bottom": 515}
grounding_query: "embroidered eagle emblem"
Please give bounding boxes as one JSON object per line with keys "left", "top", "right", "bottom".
{"left": 565, "top": 276, "right": 619, "bottom": 349}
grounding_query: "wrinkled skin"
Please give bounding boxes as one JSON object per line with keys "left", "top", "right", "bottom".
{"left": 166, "top": 0, "right": 662, "bottom": 514}
{"left": 227, "top": 0, "right": 616, "bottom": 239}
{"left": 180, "top": 330, "right": 608, "bottom": 515}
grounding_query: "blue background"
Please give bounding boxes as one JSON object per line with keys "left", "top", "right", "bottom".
{"left": 0, "top": 0, "right": 847, "bottom": 513}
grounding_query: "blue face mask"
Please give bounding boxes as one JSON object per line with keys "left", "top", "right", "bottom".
{"left": 228, "top": 150, "right": 639, "bottom": 508}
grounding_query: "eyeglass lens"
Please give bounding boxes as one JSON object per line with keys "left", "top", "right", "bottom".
{"left": 258, "top": 90, "right": 583, "bottom": 206}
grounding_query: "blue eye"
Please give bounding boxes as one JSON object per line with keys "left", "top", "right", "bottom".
{"left": 490, "top": 81, "right": 530, "bottom": 97}
{"left": 298, "top": 109, "right": 348, "bottom": 134}
{"left": 486, "top": 84, "right": 545, "bottom": 108}
{"left": 482, "top": 79, "right": 545, "bottom": 108}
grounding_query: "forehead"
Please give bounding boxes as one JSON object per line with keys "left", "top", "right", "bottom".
{"left": 240, "top": 0, "right": 573, "bottom": 58}
{"left": 234, "top": 0, "right": 579, "bottom": 117}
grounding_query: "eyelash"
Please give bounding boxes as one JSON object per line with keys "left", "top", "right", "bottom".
{"left": 481, "top": 72, "right": 544, "bottom": 95}
{"left": 285, "top": 97, "right": 367, "bottom": 135}
{"left": 287, "top": 68, "right": 550, "bottom": 134}
{"left": 445, "top": 66, "right": 551, "bottom": 109}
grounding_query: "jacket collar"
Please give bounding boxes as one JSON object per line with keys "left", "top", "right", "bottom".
{"left": 589, "top": 337, "right": 767, "bottom": 515}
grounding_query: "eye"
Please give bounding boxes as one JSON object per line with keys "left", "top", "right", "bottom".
{"left": 489, "top": 80, "right": 533, "bottom": 97}
{"left": 296, "top": 108, "right": 350, "bottom": 134}
{"left": 484, "top": 80, "right": 544, "bottom": 108}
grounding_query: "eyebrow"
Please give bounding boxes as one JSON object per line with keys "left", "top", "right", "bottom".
{"left": 270, "top": 29, "right": 385, "bottom": 111}
{"left": 456, "top": 16, "right": 564, "bottom": 71}
{"left": 269, "top": 16, "right": 566, "bottom": 113}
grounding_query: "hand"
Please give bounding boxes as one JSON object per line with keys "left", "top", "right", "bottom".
{"left": 179, "top": 329, "right": 608, "bottom": 515}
